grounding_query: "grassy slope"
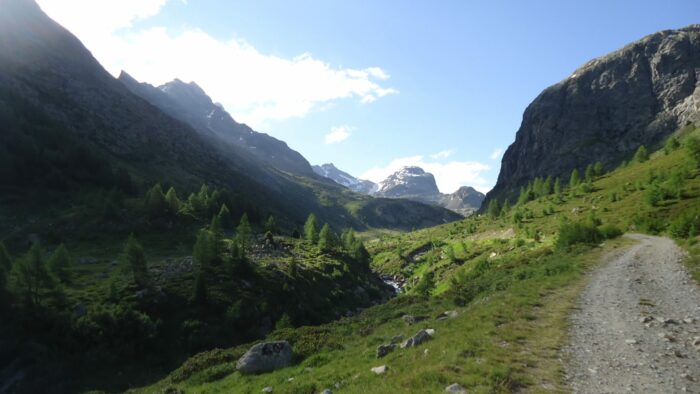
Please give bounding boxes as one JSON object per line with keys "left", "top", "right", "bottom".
{"left": 134, "top": 131, "right": 700, "bottom": 393}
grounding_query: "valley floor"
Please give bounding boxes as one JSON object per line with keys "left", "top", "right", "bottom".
{"left": 564, "top": 234, "right": 700, "bottom": 393}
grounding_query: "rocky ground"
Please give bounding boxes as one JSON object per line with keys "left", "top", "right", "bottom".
{"left": 564, "top": 234, "right": 700, "bottom": 393}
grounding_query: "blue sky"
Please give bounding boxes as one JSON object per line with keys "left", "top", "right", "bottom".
{"left": 38, "top": 0, "right": 700, "bottom": 193}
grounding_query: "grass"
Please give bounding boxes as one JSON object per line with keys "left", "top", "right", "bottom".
{"left": 132, "top": 129, "right": 700, "bottom": 393}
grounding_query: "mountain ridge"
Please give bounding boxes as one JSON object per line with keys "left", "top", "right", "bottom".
{"left": 486, "top": 24, "right": 700, "bottom": 204}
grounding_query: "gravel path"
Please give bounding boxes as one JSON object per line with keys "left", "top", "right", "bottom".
{"left": 564, "top": 234, "right": 700, "bottom": 393}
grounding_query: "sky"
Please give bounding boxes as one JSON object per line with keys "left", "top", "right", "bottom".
{"left": 36, "top": 0, "right": 700, "bottom": 194}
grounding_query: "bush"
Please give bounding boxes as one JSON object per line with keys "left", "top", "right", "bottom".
{"left": 599, "top": 225, "right": 623, "bottom": 239}
{"left": 669, "top": 211, "right": 699, "bottom": 238}
{"left": 555, "top": 221, "right": 602, "bottom": 249}
{"left": 169, "top": 348, "right": 237, "bottom": 383}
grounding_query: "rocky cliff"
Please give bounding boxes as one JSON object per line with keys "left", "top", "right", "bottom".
{"left": 488, "top": 25, "right": 700, "bottom": 203}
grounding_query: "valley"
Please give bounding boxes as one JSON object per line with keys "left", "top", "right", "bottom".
{"left": 1, "top": 1, "right": 699, "bottom": 393}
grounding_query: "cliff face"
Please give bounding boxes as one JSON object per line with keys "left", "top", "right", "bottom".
{"left": 488, "top": 25, "right": 700, "bottom": 203}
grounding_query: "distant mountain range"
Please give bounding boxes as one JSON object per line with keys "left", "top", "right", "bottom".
{"left": 313, "top": 164, "right": 485, "bottom": 216}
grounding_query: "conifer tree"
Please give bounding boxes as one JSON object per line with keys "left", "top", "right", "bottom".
{"left": 318, "top": 223, "right": 335, "bottom": 251}
{"left": 218, "top": 204, "right": 232, "bottom": 230}
{"left": 569, "top": 169, "right": 580, "bottom": 187}
{"left": 487, "top": 199, "right": 501, "bottom": 219}
{"left": 500, "top": 199, "right": 511, "bottom": 217}
{"left": 236, "top": 213, "right": 252, "bottom": 248}
{"left": 48, "top": 244, "right": 72, "bottom": 283}
{"left": 585, "top": 164, "right": 594, "bottom": 182}
{"left": 123, "top": 234, "right": 149, "bottom": 288}
{"left": 414, "top": 271, "right": 435, "bottom": 297}
{"left": 593, "top": 161, "right": 604, "bottom": 176}
{"left": 264, "top": 215, "right": 278, "bottom": 235}
{"left": 634, "top": 145, "right": 649, "bottom": 163}
{"left": 304, "top": 213, "right": 318, "bottom": 244}
{"left": 554, "top": 177, "right": 562, "bottom": 197}
{"left": 165, "top": 186, "right": 181, "bottom": 214}
{"left": 543, "top": 176, "right": 553, "bottom": 196}
{"left": 11, "top": 243, "right": 55, "bottom": 307}
{"left": 145, "top": 183, "right": 167, "bottom": 217}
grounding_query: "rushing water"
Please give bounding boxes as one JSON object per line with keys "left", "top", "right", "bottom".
{"left": 382, "top": 277, "right": 402, "bottom": 294}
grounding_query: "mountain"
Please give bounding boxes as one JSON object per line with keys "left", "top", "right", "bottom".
{"left": 376, "top": 166, "right": 440, "bottom": 199}
{"left": 487, "top": 24, "right": 700, "bottom": 204}
{"left": 312, "top": 165, "right": 485, "bottom": 215}
{"left": 440, "top": 186, "right": 486, "bottom": 216}
{"left": 119, "top": 72, "right": 314, "bottom": 176}
{"left": 312, "top": 163, "right": 378, "bottom": 194}
{"left": 0, "top": 0, "right": 461, "bottom": 235}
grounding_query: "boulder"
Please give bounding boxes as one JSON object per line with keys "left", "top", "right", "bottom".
{"left": 236, "top": 341, "right": 293, "bottom": 374}
{"left": 401, "top": 329, "right": 434, "bottom": 348}
{"left": 371, "top": 365, "right": 388, "bottom": 375}
{"left": 261, "top": 387, "right": 273, "bottom": 393}
{"left": 320, "top": 390, "right": 333, "bottom": 394}
{"left": 436, "top": 310, "right": 458, "bottom": 321}
{"left": 376, "top": 344, "right": 396, "bottom": 358}
{"left": 402, "top": 314, "right": 428, "bottom": 325}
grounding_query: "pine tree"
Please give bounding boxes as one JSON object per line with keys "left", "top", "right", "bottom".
{"left": 585, "top": 164, "right": 594, "bottom": 182}
{"left": 210, "top": 214, "right": 222, "bottom": 235}
{"left": 10, "top": 243, "right": 55, "bottom": 307}
{"left": 218, "top": 204, "right": 232, "bottom": 230}
{"left": 414, "top": 271, "right": 435, "bottom": 297}
{"left": 48, "top": 244, "right": 72, "bottom": 283}
{"left": 275, "top": 313, "right": 294, "bottom": 330}
{"left": 304, "top": 213, "right": 318, "bottom": 244}
{"left": 554, "top": 177, "right": 562, "bottom": 196}
{"left": 543, "top": 176, "right": 553, "bottom": 196}
{"left": 264, "top": 215, "right": 278, "bottom": 235}
{"left": 634, "top": 145, "right": 649, "bottom": 163}
{"left": 685, "top": 136, "right": 700, "bottom": 167}
{"left": 569, "top": 169, "right": 580, "bottom": 187}
{"left": 487, "top": 199, "right": 501, "bottom": 219}
{"left": 236, "top": 213, "right": 252, "bottom": 248}
{"left": 123, "top": 234, "right": 149, "bottom": 288}
{"left": 500, "top": 199, "right": 511, "bottom": 217}
{"left": 165, "top": 186, "right": 181, "bottom": 214}
{"left": 145, "top": 183, "right": 167, "bottom": 217}
{"left": 593, "top": 162, "right": 604, "bottom": 176}
{"left": 318, "top": 223, "right": 335, "bottom": 251}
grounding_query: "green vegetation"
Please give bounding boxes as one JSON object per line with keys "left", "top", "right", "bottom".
{"left": 131, "top": 127, "right": 700, "bottom": 393}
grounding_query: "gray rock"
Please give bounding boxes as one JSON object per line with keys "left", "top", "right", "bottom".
{"left": 371, "top": 365, "right": 388, "bottom": 375}
{"left": 401, "top": 329, "right": 434, "bottom": 348}
{"left": 445, "top": 383, "right": 467, "bottom": 393}
{"left": 320, "top": 390, "right": 333, "bottom": 394}
{"left": 436, "top": 310, "right": 458, "bottom": 320}
{"left": 376, "top": 344, "right": 396, "bottom": 358}
{"left": 261, "top": 387, "right": 273, "bottom": 393}
{"left": 487, "top": 25, "right": 700, "bottom": 204}
{"left": 236, "top": 341, "right": 294, "bottom": 374}
{"left": 402, "top": 314, "right": 428, "bottom": 325}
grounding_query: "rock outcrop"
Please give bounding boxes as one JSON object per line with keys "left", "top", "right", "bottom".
{"left": 488, "top": 25, "right": 700, "bottom": 204}
{"left": 312, "top": 163, "right": 378, "bottom": 194}
{"left": 236, "top": 341, "right": 294, "bottom": 374}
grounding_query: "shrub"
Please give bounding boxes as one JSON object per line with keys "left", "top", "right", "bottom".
{"left": 634, "top": 145, "right": 649, "bottom": 163}
{"left": 169, "top": 348, "right": 237, "bottom": 383}
{"left": 669, "top": 211, "right": 700, "bottom": 238}
{"left": 599, "top": 225, "right": 623, "bottom": 239}
{"left": 685, "top": 136, "right": 700, "bottom": 166}
{"left": 555, "top": 221, "right": 602, "bottom": 249}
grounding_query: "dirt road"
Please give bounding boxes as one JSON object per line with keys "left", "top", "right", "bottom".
{"left": 565, "top": 234, "right": 700, "bottom": 393}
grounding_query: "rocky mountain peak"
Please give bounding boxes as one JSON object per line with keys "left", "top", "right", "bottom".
{"left": 487, "top": 24, "right": 700, "bottom": 204}
{"left": 378, "top": 166, "right": 439, "bottom": 197}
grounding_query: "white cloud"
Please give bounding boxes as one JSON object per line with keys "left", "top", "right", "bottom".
{"left": 325, "top": 125, "right": 352, "bottom": 144}
{"left": 430, "top": 150, "right": 454, "bottom": 159}
{"left": 361, "top": 155, "right": 492, "bottom": 194}
{"left": 36, "top": 0, "right": 398, "bottom": 129}
{"left": 490, "top": 148, "right": 504, "bottom": 160}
